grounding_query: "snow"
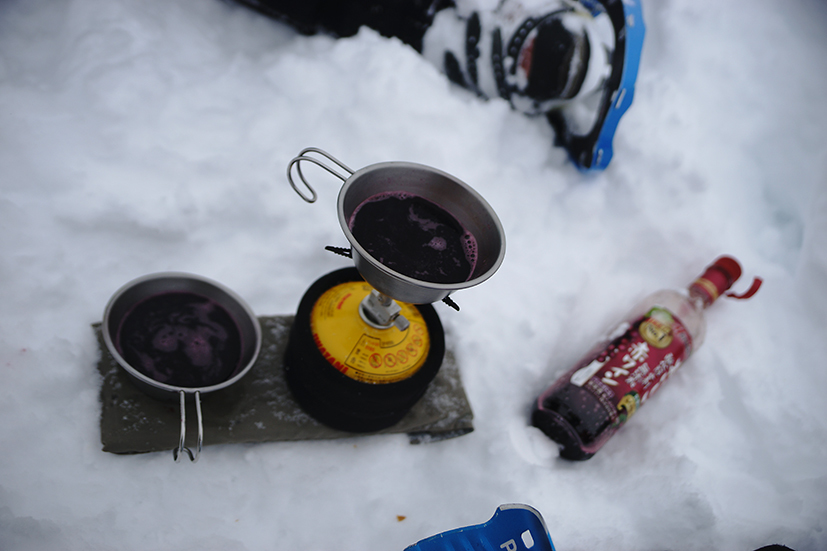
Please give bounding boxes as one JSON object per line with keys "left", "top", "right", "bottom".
{"left": 1, "top": 0, "right": 826, "bottom": 549}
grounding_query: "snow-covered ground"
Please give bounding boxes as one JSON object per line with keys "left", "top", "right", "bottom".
{"left": 1, "top": 0, "right": 826, "bottom": 549}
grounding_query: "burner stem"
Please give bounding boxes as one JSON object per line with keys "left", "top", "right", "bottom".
{"left": 359, "top": 289, "right": 410, "bottom": 331}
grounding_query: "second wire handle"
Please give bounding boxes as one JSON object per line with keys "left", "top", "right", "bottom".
{"left": 286, "top": 147, "right": 355, "bottom": 203}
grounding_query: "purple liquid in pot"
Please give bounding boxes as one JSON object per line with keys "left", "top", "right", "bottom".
{"left": 348, "top": 192, "right": 478, "bottom": 284}
{"left": 115, "top": 291, "right": 243, "bottom": 388}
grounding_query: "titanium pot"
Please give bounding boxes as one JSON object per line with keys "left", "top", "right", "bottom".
{"left": 286, "top": 147, "right": 506, "bottom": 305}
{"left": 102, "top": 272, "right": 262, "bottom": 462}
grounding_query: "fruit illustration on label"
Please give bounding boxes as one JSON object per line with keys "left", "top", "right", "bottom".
{"left": 618, "top": 391, "right": 640, "bottom": 422}
{"left": 639, "top": 308, "right": 674, "bottom": 348}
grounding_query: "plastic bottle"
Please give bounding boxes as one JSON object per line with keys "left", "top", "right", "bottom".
{"left": 531, "top": 256, "right": 762, "bottom": 460}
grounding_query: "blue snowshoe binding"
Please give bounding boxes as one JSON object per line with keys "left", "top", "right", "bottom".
{"left": 548, "top": 0, "right": 645, "bottom": 170}
{"left": 405, "top": 504, "right": 556, "bottom": 551}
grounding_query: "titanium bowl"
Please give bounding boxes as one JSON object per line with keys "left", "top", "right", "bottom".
{"left": 101, "top": 272, "right": 261, "bottom": 461}
{"left": 288, "top": 148, "right": 506, "bottom": 305}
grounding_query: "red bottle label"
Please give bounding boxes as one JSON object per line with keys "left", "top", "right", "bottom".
{"left": 568, "top": 306, "right": 693, "bottom": 426}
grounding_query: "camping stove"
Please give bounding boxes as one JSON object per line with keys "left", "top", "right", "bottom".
{"left": 283, "top": 148, "right": 505, "bottom": 432}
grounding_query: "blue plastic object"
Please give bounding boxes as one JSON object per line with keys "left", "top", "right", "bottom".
{"left": 404, "top": 504, "right": 556, "bottom": 551}
{"left": 549, "top": 0, "right": 646, "bottom": 171}
{"left": 591, "top": 0, "right": 645, "bottom": 170}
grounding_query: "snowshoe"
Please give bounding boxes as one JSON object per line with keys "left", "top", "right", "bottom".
{"left": 423, "top": 0, "right": 645, "bottom": 171}
{"left": 405, "top": 504, "right": 556, "bottom": 551}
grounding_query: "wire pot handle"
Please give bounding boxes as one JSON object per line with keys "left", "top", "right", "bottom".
{"left": 173, "top": 390, "right": 203, "bottom": 463}
{"left": 287, "top": 147, "right": 355, "bottom": 203}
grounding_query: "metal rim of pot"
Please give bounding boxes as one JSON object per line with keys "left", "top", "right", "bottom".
{"left": 286, "top": 147, "right": 506, "bottom": 305}
{"left": 101, "top": 272, "right": 262, "bottom": 463}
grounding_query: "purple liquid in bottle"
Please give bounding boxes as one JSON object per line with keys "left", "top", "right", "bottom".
{"left": 115, "top": 291, "right": 243, "bottom": 388}
{"left": 348, "top": 192, "right": 478, "bottom": 284}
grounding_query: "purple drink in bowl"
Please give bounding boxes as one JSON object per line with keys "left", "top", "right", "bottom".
{"left": 287, "top": 149, "right": 505, "bottom": 304}
{"left": 332, "top": 160, "right": 504, "bottom": 304}
{"left": 348, "top": 192, "right": 478, "bottom": 285}
{"left": 115, "top": 291, "right": 244, "bottom": 389}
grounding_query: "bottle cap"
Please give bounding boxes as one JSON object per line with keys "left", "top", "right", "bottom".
{"left": 690, "top": 256, "right": 743, "bottom": 304}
